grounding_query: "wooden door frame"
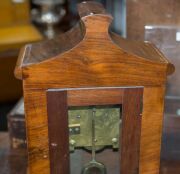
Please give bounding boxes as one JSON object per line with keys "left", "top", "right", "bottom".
{"left": 47, "top": 87, "right": 143, "bottom": 174}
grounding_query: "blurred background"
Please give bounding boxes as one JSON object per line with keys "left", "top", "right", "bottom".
{"left": 0, "top": 0, "right": 180, "bottom": 173}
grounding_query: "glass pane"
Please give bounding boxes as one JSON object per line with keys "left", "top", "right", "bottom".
{"left": 68, "top": 105, "right": 121, "bottom": 174}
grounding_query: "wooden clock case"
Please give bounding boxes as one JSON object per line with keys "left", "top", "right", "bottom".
{"left": 15, "top": 1, "right": 174, "bottom": 174}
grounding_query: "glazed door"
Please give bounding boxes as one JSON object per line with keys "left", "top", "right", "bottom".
{"left": 47, "top": 87, "right": 143, "bottom": 174}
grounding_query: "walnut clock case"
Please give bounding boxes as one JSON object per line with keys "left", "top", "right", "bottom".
{"left": 15, "top": 2, "right": 174, "bottom": 174}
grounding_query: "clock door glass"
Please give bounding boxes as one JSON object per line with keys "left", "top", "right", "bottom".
{"left": 68, "top": 105, "right": 121, "bottom": 174}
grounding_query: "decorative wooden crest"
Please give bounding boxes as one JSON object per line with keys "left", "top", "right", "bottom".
{"left": 15, "top": 1, "right": 174, "bottom": 89}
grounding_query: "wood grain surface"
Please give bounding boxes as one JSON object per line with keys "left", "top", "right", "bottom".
{"left": 53, "top": 88, "right": 124, "bottom": 106}
{"left": 121, "top": 88, "right": 143, "bottom": 174}
{"left": 22, "top": 86, "right": 167, "bottom": 174}
{"left": 47, "top": 91, "right": 69, "bottom": 174}
{"left": 23, "top": 89, "right": 50, "bottom": 174}
{"left": 140, "top": 86, "right": 165, "bottom": 174}
{"left": 15, "top": 3, "right": 174, "bottom": 87}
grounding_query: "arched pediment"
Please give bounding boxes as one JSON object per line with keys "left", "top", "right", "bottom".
{"left": 15, "top": 1, "right": 174, "bottom": 88}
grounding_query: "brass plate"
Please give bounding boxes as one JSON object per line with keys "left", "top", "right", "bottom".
{"left": 68, "top": 105, "right": 121, "bottom": 150}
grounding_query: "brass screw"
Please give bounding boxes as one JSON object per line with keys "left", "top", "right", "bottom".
{"left": 70, "top": 139, "right": 76, "bottom": 146}
{"left": 112, "top": 138, "right": 118, "bottom": 143}
{"left": 75, "top": 127, "right": 79, "bottom": 132}
{"left": 76, "top": 115, "right": 81, "bottom": 119}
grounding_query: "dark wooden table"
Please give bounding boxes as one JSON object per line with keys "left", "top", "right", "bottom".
{"left": 0, "top": 132, "right": 180, "bottom": 174}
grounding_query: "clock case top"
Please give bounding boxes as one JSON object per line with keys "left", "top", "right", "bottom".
{"left": 15, "top": 1, "right": 174, "bottom": 89}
